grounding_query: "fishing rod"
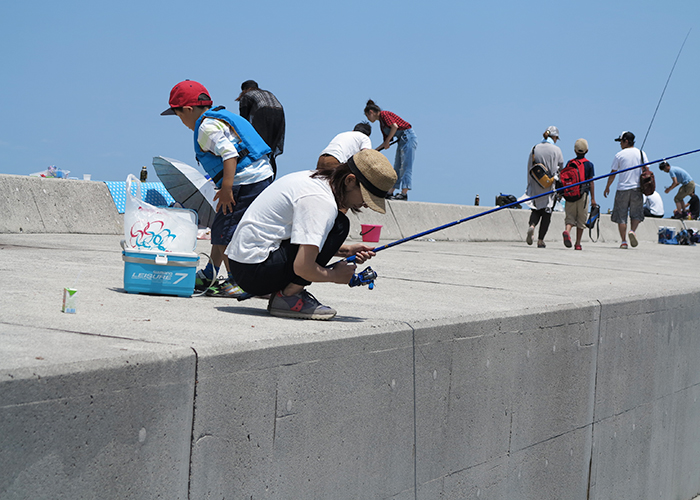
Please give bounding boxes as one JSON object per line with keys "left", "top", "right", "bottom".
{"left": 375, "top": 138, "right": 398, "bottom": 152}
{"left": 343, "top": 147, "right": 700, "bottom": 288}
{"left": 640, "top": 28, "right": 691, "bottom": 151}
{"left": 234, "top": 147, "right": 700, "bottom": 300}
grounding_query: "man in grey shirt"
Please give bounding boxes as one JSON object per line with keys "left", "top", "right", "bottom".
{"left": 525, "top": 126, "right": 564, "bottom": 248}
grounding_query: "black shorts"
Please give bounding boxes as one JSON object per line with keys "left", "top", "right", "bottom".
{"left": 230, "top": 212, "right": 350, "bottom": 296}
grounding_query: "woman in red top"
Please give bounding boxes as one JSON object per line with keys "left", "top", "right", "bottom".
{"left": 364, "top": 99, "right": 417, "bottom": 200}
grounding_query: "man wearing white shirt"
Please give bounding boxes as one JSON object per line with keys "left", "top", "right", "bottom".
{"left": 603, "top": 131, "right": 647, "bottom": 249}
{"left": 317, "top": 123, "right": 372, "bottom": 171}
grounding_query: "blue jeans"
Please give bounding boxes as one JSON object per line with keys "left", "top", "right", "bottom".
{"left": 393, "top": 128, "right": 417, "bottom": 191}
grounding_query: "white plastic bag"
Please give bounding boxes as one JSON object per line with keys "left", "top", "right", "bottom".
{"left": 123, "top": 174, "right": 198, "bottom": 252}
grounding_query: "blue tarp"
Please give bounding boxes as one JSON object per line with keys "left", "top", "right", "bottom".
{"left": 105, "top": 181, "right": 175, "bottom": 214}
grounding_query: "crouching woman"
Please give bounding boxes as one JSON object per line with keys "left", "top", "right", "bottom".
{"left": 226, "top": 149, "right": 397, "bottom": 320}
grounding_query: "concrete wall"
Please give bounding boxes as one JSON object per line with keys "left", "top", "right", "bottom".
{"left": 3, "top": 174, "right": 700, "bottom": 499}
{"left": 3, "top": 293, "right": 700, "bottom": 499}
{"left": 3, "top": 173, "right": 698, "bottom": 241}
{"left": 0, "top": 175, "right": 122, "bottom": 234}
{"left": 347, "top": 200, "right": 700, "bottom": 244}
{"left": 0, "top": 324, "right": 196, "bottom": 499}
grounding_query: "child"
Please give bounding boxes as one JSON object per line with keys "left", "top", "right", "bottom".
{"left": 161, "top": 80, "right": 274, "bottom": 297}
{"left": 226, "top": 149, "right": 397, "bottom": 320}
{"left": 364, "top": 100, "right": 417, "bottom": 200}
{"left": 561, "top": 138, "right": 596, "bottom": 251}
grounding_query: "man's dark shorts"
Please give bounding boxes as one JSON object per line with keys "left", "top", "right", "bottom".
{"left": 211, "top": 177, "right": 272, "bottom": 246}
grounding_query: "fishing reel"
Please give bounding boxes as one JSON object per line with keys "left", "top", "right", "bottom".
{"left": 349, "top": 266, "right": 377, "bottom": 289}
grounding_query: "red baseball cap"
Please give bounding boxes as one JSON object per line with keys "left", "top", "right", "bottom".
{"left": 161, "top": 80, "right": 213, "bottom": 115}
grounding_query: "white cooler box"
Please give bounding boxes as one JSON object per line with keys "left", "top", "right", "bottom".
{"left": 122, "top": 248, "right": 199, "bottom": 297}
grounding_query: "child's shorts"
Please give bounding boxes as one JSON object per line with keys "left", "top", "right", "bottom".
{"left": 211, "top": 177, "right": 272, "bottom": 246}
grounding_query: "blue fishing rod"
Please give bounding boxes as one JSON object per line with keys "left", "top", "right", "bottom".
{"left": 346, "top": 147, "right": 700, "bottom": 289}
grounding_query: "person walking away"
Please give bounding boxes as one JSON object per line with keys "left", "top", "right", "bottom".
{"left": 162, "top": 80, "right": 274, "bottom": 297}
{"left": 658, "top": 161, "right": 695, "bottom": 217}
{"left": 561, "top": 138, "right": 596, "bottom": 250}
{"left": 317, "top": 122, "right": 372, "bottom": 172}
{"left": 364, "top": 99, "right": 417, "bottom": 200}
{"left": 525, "top": 126, "right": 563, "bottom": 248}
{"left": 603, "top": 131, "right": 647, "bottom": 249}
{"left": 643, "top": 191, "right": 664, "bottom": 218}
{"left": 226, "top": 150, "right": 397, "bottom": 320}
{"left": 237, "top": 80, "right": 285, "bottom": 177}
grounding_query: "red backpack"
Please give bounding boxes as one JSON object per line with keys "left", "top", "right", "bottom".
{"left": 559, "top": 158, "right": 587, "bottom": 201}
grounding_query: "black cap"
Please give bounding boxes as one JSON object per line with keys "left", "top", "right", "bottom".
{"left": 614, "top": 131, "right": 635, "bottom": 143}
{"left": 241, "top": 80, "right": 258, "bottom": 91}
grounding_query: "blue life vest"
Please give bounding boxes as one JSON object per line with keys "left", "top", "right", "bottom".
{"left": 194, "top": 107, "right": 271, "bottom": 187}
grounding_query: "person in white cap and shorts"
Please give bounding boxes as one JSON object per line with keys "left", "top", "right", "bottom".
{"left": 603, "top": 131, "right": 647, "bottom": 249}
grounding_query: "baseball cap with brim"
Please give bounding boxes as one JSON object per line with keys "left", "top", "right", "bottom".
{"left": 161, "top": 80, "right": 213, "bottom": 115}
{"left": 346, "top": 150, "right": 397, "bottom": 214}
{"left": 574, "top": 138, "right": 588, "bottom": 154}
{"left": 546, "top": 126, "right": 560, "bottom": 138}
{"left": 614, "top": 131, "right": 635, "bottom": 142}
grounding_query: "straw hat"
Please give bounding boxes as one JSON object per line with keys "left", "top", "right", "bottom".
{"left": 347, "top": 150, "right": 397, "bottom": 214}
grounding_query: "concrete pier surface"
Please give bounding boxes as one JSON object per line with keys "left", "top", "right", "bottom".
{"left": 1, "top": 174, "right": 700, "bottom": 499}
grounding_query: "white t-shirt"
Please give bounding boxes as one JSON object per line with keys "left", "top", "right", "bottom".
{"left": 320, "top": 131, "right": 372, "bottom": 163}
{"left": 611, "top": 147, "right": 648, "bottom": 191}
{"left": 226, "top": 170, "right": 338, "bottom": 264}
{"left": 643, "top": 191, "right": 664, "bottom": 216}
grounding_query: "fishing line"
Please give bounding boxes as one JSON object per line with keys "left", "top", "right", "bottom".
{"left": 640, "top": 28, "right": 691, "bottom": 151}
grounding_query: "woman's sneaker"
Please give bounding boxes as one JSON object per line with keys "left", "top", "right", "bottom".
{"left": 267, "top": 290, "right": 337, "bottom": 320}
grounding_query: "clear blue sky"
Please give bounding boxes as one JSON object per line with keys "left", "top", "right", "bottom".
{"left": 1, "top": 0, "right": 698, "bottom": 215}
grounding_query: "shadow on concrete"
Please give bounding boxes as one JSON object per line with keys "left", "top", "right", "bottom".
{"left": 215, "top": 306, "right": 367, "bottom": 322}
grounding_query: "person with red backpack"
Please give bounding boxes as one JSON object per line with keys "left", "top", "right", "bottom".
{"left": 560, "top": 139, "right": 596, "bottom": 250}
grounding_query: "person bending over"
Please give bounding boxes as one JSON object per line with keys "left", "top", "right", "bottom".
{"left": 227, "top": 149, "right": 397, "bottom": 320}
{"left": 364, "top": 100, "right": 417, "bottom": 200}
{"left": 317, "top": 122, "right": 372, "bottom": 172}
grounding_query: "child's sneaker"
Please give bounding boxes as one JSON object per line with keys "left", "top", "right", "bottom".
{"left": 206, "top": 279, "right": 246, "bottom": 298}
{"left": 267, "top": 290, "right": 337, "bottom": 320}
{"left": 194, "top": 269, "right": 214, "bottom": 291}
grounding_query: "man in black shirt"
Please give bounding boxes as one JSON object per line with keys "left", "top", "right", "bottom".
{"left": 237, "top": 80, "right": 285, "bottom": 177}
